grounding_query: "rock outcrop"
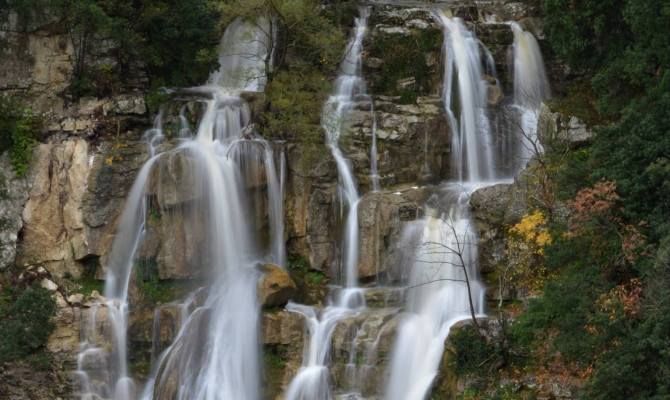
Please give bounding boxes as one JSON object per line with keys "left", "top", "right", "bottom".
{"left": 258, "top": 264, "right": 298, "bottom": 308}
{"left": 357, "top": 186, "right": 426, "bottom": 281}
{"left": 17, "top": 138, "right": 90, "bottom": 278}
{"left": 538, "top": 102, "right": 593, "bottom": 147}
{"left": 0, "top": 153, "right": 31, "bottom": 270}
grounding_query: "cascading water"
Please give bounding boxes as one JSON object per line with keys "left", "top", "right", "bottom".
{"left": 285, "top": 8, "right": 371, "bottom": 400}
{"left": 440, "top": 14, "right": 496, "bottom": 183}
{"left": 385, "top": 185, "right": 486, "bottom": 400}
{"left": 384, "top": 12, "right": 495, "bottom": 400}
{"left": 370, "top": 103, "right": 380, "bottom": 192}
{"left": 510, "top": 22, "right": 551, "bottom": 167}
{"left": 76, "top": 16, "right": 283, "bottom": 400}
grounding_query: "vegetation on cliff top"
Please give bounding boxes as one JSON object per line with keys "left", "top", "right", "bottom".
{"left": 500, "top": 1, "right": 670, "bottom": 399}
{"left": 4, "top": 0, "right": 223, "bottom": 94}
{"left": 0, "top": 96, "right": 40, "bottom": 176}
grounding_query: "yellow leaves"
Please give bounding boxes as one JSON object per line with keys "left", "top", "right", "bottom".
{"left": 506, "top": 211, "right": 553, "bottom": 294}
{"left": 509, "top": 210, "right": 553, "bottom": 255}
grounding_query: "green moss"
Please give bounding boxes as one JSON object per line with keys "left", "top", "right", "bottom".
{"left": 287, "top": 255, "right": 329, "bottom": 304}
{"left": 139, "top": 280, "right": 191, "bottom": 304}
{"left": 367, "top": 28, "right": 442, "bottom": 100}
{"left": 0, "top": 95, "right": 40, "bottom": 176}
{"left": 134, "top": 259, "right": 193, "bottom": 304}
{"left": 263, "top": 344, "right": 289, "bottom": 398}
{"left": 75, "top": 276, "right": 104, "bottom": 296}
{"left": 305, "top": 271, "right": 326, "bottom": 285}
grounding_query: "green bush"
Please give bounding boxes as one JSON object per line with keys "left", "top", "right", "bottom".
{"left": 0, "top": 96, "right": 40, "bottom": 176}
{"left": 367, "top": 28, "right": 442, "bottom": 102}
{"left": 448, "top": 325, "right": 495, "bottom": 376}
{"left": 0, "top": 286, "right": 56, "bottom": 363}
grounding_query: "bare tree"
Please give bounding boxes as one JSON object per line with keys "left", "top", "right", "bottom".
{"left": 406, "top": 213, "right": 481, "bottom": 330}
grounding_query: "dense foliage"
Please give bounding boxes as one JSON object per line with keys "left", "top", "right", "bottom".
{"left": 0, "top": 286, "right": 56, "bottom": 363}
{"left": 509, "top": 1, "right": 670, "bottom": 398}
{"left": 214, "top": 0, "right": 352, "bottom": 162}
{"left": 3, "top": 0, "right": 222, "bottom": 94}
{"left": 0, "top": 96, "right": 40, "bottom": 176}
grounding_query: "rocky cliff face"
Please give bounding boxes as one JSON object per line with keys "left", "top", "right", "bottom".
{"left": 0, "top": 1, "right": 581, "bottom": 399}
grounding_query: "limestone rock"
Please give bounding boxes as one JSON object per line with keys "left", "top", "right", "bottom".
{"left": 330, "top": 308, "right": 401, "bottom": 396}
{"left": 538, "top": 102, "right": 593, "bottom": 147}
{"left": 47, "top": 292, "right": 81, "bottom": 354}
{"left": 147, "top": 150, "right": 200, "bottom": 209}
{"left": 17, "top": 138, "right": 91, "bottom": 278}
{"left": 262, "top": 309, "right": 303, "bottom": 345}
{"left": 470, "top": 183, "right": 523, "bottom": 276}
{"left": 357, "top": 187, "right": 425, "bottom": 281}
{"left": 40, "top": 278, "right": 58, "bottom": 291}
{"left": 344, "top": 96, "right": 450, "bottom": 187}
{"left": 82, "top": 133, "right": 148, "bottom": 269}
{"left": 257, "top": 264, "right": 297, "bottom": 308}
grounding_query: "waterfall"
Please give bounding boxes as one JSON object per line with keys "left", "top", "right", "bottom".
{"left": 322, "top": 5, "right": 369, "bottom": 289}
{"left": 76, "top": 16, "right": 283, "bottom": 400}
{"left": 438, "top": 14, "right": 496, "bottom": 183}
{"left": 385, "top": 185, "right": 486, "bottom": 400}
{"left": 384, "top": 12, "right": 494, "bottom": 400}
{"left": 285, "top": 8, "right": 370, "bottom": 400}
{"left": 370, "top": 102, "right": 380, "bottom": 192}
{"left": 510, "top": 22, "right": 551, "bottom": 167}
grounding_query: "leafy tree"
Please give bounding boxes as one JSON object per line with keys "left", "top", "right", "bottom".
{"left": 0, "top": 96, "right": 40, "bottom": 176}
{"left": 215, "top": 0, "right": 347, "bottom": 148}
{"left": 0, "top": 286, "right": 57, "bottom": 363}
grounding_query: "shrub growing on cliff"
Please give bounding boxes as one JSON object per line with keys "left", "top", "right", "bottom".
{"left": 215, "top": 0, "right": 347, "bottom": 166}
{"left": 449, "top": 325, "right": 496, "bottom": 376}
{"left": 0, "top": 96, "right": 40, "bottom": 176}
{"left": 0, "top": 286, "right": 56, "bottom": 363}
{"left": 16, "top": 0, "right": 222, "bottom": 95}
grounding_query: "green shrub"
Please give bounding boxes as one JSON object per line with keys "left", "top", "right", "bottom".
{"left": 448, "top": 325, "right": 495, "bottom": 376}
{"left": 0, "top": 286, "right": 56, "bottom": 363}
{"left": 0, "top": 96, "right": 40, "bottom": 176}
{"left": 367, "top": 28, "right": 442, "bottom": 101}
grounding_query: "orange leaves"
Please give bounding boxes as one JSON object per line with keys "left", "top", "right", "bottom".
{"left": 567, "top": 180, "right": 620, "bottom": 236}
{"left": 596, "top": 278, "right": 643, "bottom": 322}
{"left": 567, "top": 181, "right": 649, "bottom": 265}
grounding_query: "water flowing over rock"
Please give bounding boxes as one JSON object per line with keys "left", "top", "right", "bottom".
{"left": 73, "top": 16, "right": 286, "bottom": 400}
{"left": 0, "top": 1, "right": 561, "bottom": 399}
{"left": 285, "top": 8, "right": 371, "bottom": 399}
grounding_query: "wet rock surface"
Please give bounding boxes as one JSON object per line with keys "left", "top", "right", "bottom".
{"left": 258, "top": 264, "right": 298, "bottom": 308}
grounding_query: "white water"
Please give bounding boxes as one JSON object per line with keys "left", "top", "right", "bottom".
{"left": 322, "top": 5, "right": 369, "bottom": 288}
{"left": 77, "top": 17, "right": 283, "bottom": 400}
{"left": 510, "top": 22, "right": 551, "bottom": 167}
{"left": 384, "top": 12, "right": 495, "bottom": 400}
{"left": 385, "top": 185, "right": 486, "bottom": 400}
{"left": 439, "top": 14, "right": 496, "bottom": 183}
{"left": 370, "top": 102, "right": 380, "bottom": 192}
{"left": 286, "top": 8, "right": 370, "bottom": 400}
